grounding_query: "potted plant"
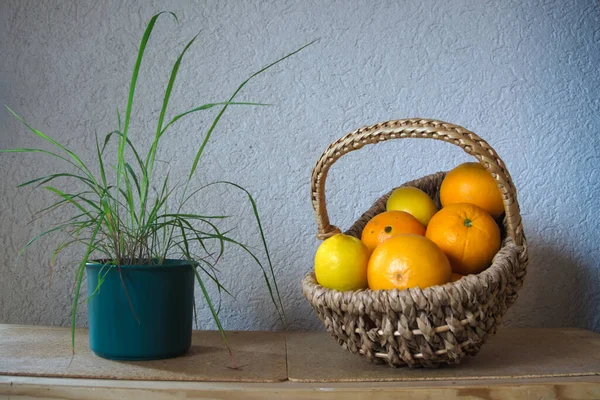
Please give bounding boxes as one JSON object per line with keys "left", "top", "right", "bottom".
{"left": 2, "top": 12, "right": 311, "bottom": 360}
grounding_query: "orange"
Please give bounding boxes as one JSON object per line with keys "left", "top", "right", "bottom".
{"left": 451, "top": 273, "right": 465, "bottom": 282}
{"left": 426, "top": 203, "right": 501, "bottom": 275}
{"left": 440, "top": 162, "right": 504, "bottom": 218}
{"left": 361, "top": 211, "right": 425, "bottom": 252}
{"left": 367, "top": 234, "right": 451, "bottom": 291}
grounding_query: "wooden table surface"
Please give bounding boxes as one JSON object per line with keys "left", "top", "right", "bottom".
{"left": 1, "top": 324, "right": 599, "bottom": 399}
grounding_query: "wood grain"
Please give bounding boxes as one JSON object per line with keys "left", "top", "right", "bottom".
{"left": 286, "top": 328, "right": 600, "bottom": 382}
{"left": 0, "top": 325, "right": 287, "bottom": 382}
{"left": 2, "top": 376, "right": 600, "bottom": 400}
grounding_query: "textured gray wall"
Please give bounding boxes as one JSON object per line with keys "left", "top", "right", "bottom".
{"left": 0, "top": 1, "right": 599, "bottom": 332}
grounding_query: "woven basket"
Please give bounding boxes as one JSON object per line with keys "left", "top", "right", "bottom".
{"left": 302, "top": 119, "right": 528, "bottom": 368}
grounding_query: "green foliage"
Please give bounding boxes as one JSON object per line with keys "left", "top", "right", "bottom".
{"left": 2, "top": 12, "right": 313, "bottom": 349}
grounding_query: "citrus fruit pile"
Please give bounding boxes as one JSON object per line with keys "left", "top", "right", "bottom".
{"left": 314, "top": 162, "right": 504, "bottom": 291}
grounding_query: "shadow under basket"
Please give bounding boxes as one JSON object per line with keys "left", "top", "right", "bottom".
{"left": 302, "top": 119, "right": 529, "bottom": 368}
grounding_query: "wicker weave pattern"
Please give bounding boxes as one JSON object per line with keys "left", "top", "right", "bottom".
{"left": 303, "top": 119, "right": 528, "bottom": 367}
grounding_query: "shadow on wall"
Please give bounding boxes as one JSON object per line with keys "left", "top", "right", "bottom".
{"left": 503, "top": 237, "right": 598, "bottom": 332}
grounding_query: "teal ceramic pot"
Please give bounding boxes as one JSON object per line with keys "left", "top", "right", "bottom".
{"left": 85, "top": 259, "right": 195, "bottom": 360}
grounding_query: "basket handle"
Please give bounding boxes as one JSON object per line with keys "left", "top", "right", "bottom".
{"left": 311, "top": 119, "right": 524, "bottom": 246}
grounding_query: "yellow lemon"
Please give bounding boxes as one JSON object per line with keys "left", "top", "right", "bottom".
{"left": 386, "top": 186, "right": 438, "bottom": 226}
{"left": 314, "top": 233, "right": 369, "bottom": 291}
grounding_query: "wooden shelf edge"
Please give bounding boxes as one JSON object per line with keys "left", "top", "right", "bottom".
{"left": 2, "top": 375, "right": 600, "bottom": 400}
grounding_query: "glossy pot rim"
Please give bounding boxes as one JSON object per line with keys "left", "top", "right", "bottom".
{"left": 85, "top": 259, "right": 194, "bottom": 270}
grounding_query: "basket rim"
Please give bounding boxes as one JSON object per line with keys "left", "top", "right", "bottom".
{"left": 303, "top": 171, "right": 528, "bottom": 307}
{"left": 303, "top": 234, "right": 523, "bottom": 298}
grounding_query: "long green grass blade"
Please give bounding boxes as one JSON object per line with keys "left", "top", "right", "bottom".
{"left": 17, "top": 173, "right": 97, "bottom": 193}
{"left": 221, "top": 235, "right": 283, "bottom": 321}
{"left": 32, "top": 191, "right": 98, "bottom": 217}
{"left": 189, "top": 256, "right": 231, "bottom": 353}
{"left": 146, "top": 33, "right": 199, "bottom": 177}
{"left": 71, "top": 215, "right": 104, "bottom": 351}
{"left": 85, "top": 261, "right": 112, "bottom": 302}
{"left": 18, "top": 220, "right": 88, "bottom": 258}
{"left": 95, "top": 133, "right": 108, "bottom": 190}
{"left": 156, "top": 213, "right": 228, "bottom": 220}
{"left": 144, "top": 173, "right": 173, "bottom": 225}
{"left": 118, "top": 11, "right": 176, "bottom": 167}
{"left": 191, "top": 226, "right": 284, "bottom": 325}
{"left": 118, "top": 163, "right": 137, "bottom": 227}
{"left": 194, "top": 258, "right": 233, "bottom": 298}
{"left": 117, "top": 11, "right": 176, "bottom": 227}
{"left": 51, "top": 238, "right": 86, "bottom": 267}
{"left": 160, "top": 102, "right": 269, "bottom": 135}
{"left": 174, "top": 221, "right": 232, "bottom": 303}
{"left": 101, "top": 130, "right": 149, "bottom": 222}
{"left": 168, "top": 215, "right": 228, "bottom": 267}
{"left": 101, "top": 131, "right": 145, "bottom": 170}
{"left": 0, "top": 148, "right": 80, "bottom": 171}
{"left": 210, "top": 181, "right": 284, "bottom": 323}
{"left": 44, "top": 186, "right": 95, "bottom": 215}
{"left": 161, "top": 213, "right": 227, "bottom": 264}
{"left": 124, "top": 163, "right": 141, "bottom": 196}
{"left": 100, "top": 196, "right": 117, "bottom": 239}
{"left": 187, "top": 40, "right": 316, "bottom": 181}
{"left": 6, "top": 107, "right": 96, "bottom": 182}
